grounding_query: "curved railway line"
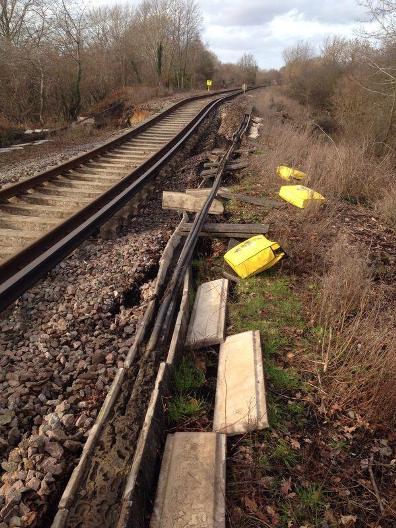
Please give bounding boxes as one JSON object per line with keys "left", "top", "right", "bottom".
{"left": 0, "top": 88, "right": 255, "bottom": 528}
{"left": 49, "top": 105, "right": 253, "bottom": 528}
{"left": 0, "top": 88, "right": 246, "bottom": 312}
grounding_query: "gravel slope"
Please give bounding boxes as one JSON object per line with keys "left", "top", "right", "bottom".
{"left": 0, "top": 107, "right": 219, "bottom": 527}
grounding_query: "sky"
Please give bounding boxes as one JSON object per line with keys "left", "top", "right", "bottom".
{"left": 90, "top": 0, "right": 370, "bottom": 69}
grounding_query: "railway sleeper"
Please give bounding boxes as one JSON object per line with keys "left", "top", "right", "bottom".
{"left": 86, "top": 160, "right": 133, "bottom": 170}
{"left": 65, "top": 170, "right": 122, "bottom": 184}
{"left": 99, "top": 186, "right": 152, "bottom": 239}
{"left": 111, "top": 147, "right": 156, "bottom": 157}
{"left": 0, "top": 214, "right": 60, "bottom": 232}
{"left": 0, "top": 201, "right": 75, "bottom": 220}
{"left": 100, "top": 153, "right": 144, "bottom": 163}
{"left": 49, "top": 177, "right": 113, "bottom": 191}
{"left": 137, "top": 133, "right": 175, "bottom": 140}
{"left": 128, "top": 138, "right": 167, "bottom": 145}
{"left": 0, "top": 228, "right": 37, "bottom": 246}
{"left": 37, "top": 184, "right": 102, "bottom": 199}
{"left": 74, "top": 165, "right": 128, "bottom": 176}
{"left": 21, "top": 193, "right": 91, "bottom": 208}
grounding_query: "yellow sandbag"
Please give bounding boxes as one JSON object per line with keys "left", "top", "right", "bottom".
{"left": 279, "top": 185, "right": 325, "bottom": 209}
{"left": 224, "top": 235, "right": 285, "bottom": 279}
{"left": 277, "top": 165, "right": 306, "bottom": 181}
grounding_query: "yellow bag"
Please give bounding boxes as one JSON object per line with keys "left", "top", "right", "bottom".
{"left": 279, "top": 185, "right": 325, "bottom": 209}
{"left": 224, "top": 235, "right": 285, "bottom": 279}
{"left": 277, "top": 165, "right": 306, "bottom": 181}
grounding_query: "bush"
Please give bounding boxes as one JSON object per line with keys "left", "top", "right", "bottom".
{"left": 316, "top": 235, "right": 396, "bottom": 422}
{"left": 374, "top": 187, "right": 396, "bottom": 229}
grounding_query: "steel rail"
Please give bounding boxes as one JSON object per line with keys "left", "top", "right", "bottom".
{"left": 147, "top": 108, "right": 252, "bottom": 354}
{"left": 0, "top": 88, "right": 246, "bottom": 312}
{"left": 53, "top": 108, "right": 253, "bottom": 528}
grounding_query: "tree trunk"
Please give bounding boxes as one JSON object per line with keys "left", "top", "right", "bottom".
{"left": 38, "top": 60, "right": 45, "bottom": 126}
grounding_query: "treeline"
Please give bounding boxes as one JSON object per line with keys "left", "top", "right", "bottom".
{"left": 0, "top": 0, "right": 267, "bottom": 127}
{"left": 280, "top": 0, "right": 396, "bottom": 151}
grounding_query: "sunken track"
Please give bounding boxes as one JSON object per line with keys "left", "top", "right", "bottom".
{"left": 0, "top": 89, "right": 241, "bottom": 312}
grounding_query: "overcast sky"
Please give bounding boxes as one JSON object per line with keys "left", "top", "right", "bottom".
{"left": 199, "top": 0, "right": 368, "bottom": 68}
{"left": 90, "top": 0, "right": 369, "bottom": 69}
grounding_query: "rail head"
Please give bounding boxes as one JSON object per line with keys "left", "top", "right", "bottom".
{"left": 0, "top": 88, "right": 241, "bottom": 202}
{"left": 0, "top": 88, "right": 257, "bottom": 312}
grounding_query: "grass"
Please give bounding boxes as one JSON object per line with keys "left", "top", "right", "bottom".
{"left": 269, "top": 439, "right": 299, "bottom": 468}
{"left": 279, "top": 483, "right": 325, "bottom": 527}
{"left": 266, "top": 361, "right": 302, "bottom": 391}
{"left": 228, "top": 275, "right": 305, "bottom": 358}
{"left": 267, "top": 396, "right": 307, "bottom": 430}
{"left": 329, "top": 439, "right": 349, "bottom": 451}
{"left": 228, "top": 273, "right": 310, "bottom": 430}
{"left": 294, "top": 484, "right": 325, "bottom": 525}
{"left": 174, "top": 358, "right": 205, "bottom": 393}
{"left": 168, "top": 357, "right": 206, "bottom": 423}
{"left": 168, "top": 395, "right": 205, "bottom": 422}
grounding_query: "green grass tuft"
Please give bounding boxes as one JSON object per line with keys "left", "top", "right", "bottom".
{"left": 270, "top": 439, "right": 298, "bottom": 468}
{"left": 267, "top": 361, "right": 302, "bottom": 391}
{"left": 296, "top": 483, "right": 325, "bottom": 518}
{"left": 174, "top": 358, "right": 205, "bottom": 393}
{"left": 228, "top": 275, "right": 305, "bottom": 358}
{"left": 168, "top": 395, "right": 205, "bottom": 422}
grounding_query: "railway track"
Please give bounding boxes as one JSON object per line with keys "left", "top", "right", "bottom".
{"left": 0, "top": 88, "right": 244, "bottom": 312}
{"left": 49, "top": 107, "right": 253, "bottom": 528}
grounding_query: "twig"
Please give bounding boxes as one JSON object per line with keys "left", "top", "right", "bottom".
{"left": 368, "top": 453, "right": 385, "bottom": 515}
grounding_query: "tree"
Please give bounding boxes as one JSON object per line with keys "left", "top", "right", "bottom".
{"left": 238, "top": 53, "right": 258, "bottom": 84}
{"left": 0, "top": 0, "right": 43, "bottom": 45}
{"left": 52, "top": 0, "right": 87, "bottom": 120}
{"left": 0, "top": 0, "right": 248, "bottom": 126}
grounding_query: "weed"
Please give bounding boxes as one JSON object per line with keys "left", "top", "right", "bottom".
{"left": 329, "top": 439, "right": 349, "bottom": 451}
{"left": 375, "top": 187, "right": 396, "bottom": 229}
{"left": 174, "top": 358, "right": 205, "bottom": 393}
{"left": 296, "top": 483, "right": 325, "bottom": 522}
{"left": 287, "top": 401, "right": 305, "bottom": 418}
{"left": 270, "top": 439, "right": 298, "bottom": 467}
{"left": 316, "top": 234, "right": 396, "bottom": 422}
{"left": 258, "top": 454, "right": 269, "bottom": 467}
{"left": 168, "top": 395, "right": 205, "bottom": 423}
{"left": 267, "top": 398, "right": 288, "bottom": 428}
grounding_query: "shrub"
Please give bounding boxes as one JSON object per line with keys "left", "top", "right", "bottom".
{"left": 316, "top": 235, "right": 396, "bottom": 422}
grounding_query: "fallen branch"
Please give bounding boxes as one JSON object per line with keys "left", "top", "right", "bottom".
{"left": 368, "top": 453, "right": 385, "bottom": 515}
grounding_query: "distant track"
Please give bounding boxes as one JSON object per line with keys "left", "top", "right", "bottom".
{"left": 0, "top": 88, "right": 243, "bottom": 311}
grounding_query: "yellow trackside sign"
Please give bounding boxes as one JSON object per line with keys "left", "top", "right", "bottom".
{"left": 206, "top": 79, "right": 212, "bottom": 86}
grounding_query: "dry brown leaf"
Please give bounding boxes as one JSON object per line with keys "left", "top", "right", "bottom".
{"left": 243, "top": 496, "right": 270, "bottom": 524}
{"left": 324, "top": 509, "right": 338, "bottom": 527}
{"left": 259, "top": 476, "right": 274, "bottom": 489}
{"left": 290, "top": 438, "right": 301, "bottom": 449}
{"left": 243, "top": 496, "right": 258, "bottom": 513}
{"left": 280, "top": 477, "right": 293, "bottom": 496}
{"left": 340, "top": 514, "right": 357, "bottom": 527}
{"left": 266, "top": 505, "right": 280, "bottom": 525}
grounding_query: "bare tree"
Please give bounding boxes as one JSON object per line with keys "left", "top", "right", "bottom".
{"left": 0, "top": 0, "right": 253, "bottom": 127}
{"left": 52, "top": 0, "right": 87, "bottom": 120}
{"left": 238, "top": 53, "right": 258, "bottom": 84}
{"left": 0, "top": 0, "right": 41, "bottom": 44}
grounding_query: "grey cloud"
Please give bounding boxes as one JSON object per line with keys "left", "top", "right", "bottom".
{"left": 200, "top": 0, "right": 366, "bottom": 27}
